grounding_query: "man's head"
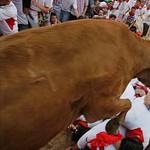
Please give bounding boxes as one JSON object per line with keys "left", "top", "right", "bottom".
{"left": 50, "top": 12, "right": 57, "bottom": 24}
{"left": 107, "top": 0, "right": 113, "bottom": 8}
{"left": 136, "top": 0, "right": 141, "bottom": 6}
{"left": 119, "top": 137, "right": 143, "bottom": 150}
{"left": 141, "top": 0, "right": 146, "bottom": 6}
{"left": 131, "top": 6, "right": 136, "bottom": 14}
{"left": 0, "top": 0, "right": 11, "bottom": 6}
{"left": 98, "top": 9, "right": 104, "bottom": 16}
{"left": 109, "top": 14, "right": 116, "bottom": 20}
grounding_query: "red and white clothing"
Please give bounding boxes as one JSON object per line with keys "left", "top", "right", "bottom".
{"left": 118, "top": 1, "right": 130, "bottom": 19}
{"left": 53, "top": 0, "right": 62, "bottom": 20}
{"left": 123, "top": 96, "right": 150, "bottom": 149}
{"left": 0, "top": 1, "right": 18, "bottom": 35}
{"left": 71, "top": 0, "right": 89, "bottom": 17}
{"left": 30, "top": 0, "right": 52, "bottom": 23}
{"left": 124, "top": 11, "right": 136, "bottom": 24}
{"left": 76, "top": 115, "right": 103, "bottom": 129}
{"left": 61, "top": 0, "right": 77, "bottom": 13}
{"left": 77, "top": 119, "right": 127, "bottom": 150}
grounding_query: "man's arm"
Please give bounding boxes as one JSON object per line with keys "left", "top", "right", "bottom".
{"left": 82, "top": 6, "right": 88, "bottom": 17}
{"left": 0, "top": 4, "right": 17, "bottom": 20}
{"left": 23, "top": 0, "right": 31, "bottom": 14}
{"left": 74, "top": 8, "right": 79, "bottom": 18}
{"left": 128, "top": 20, "right": 135, "bottom": 29}
{"left": 123, "top": 18, "right": 127, "bottom": 24}
{"left": 32, "top": 0, "right": 49, "bottom": 14}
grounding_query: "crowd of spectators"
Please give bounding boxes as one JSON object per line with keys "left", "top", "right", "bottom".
{"left": 0, "top": 0, "right": 150, "bottom": 37}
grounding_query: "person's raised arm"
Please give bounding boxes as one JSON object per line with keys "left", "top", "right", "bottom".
{"left": 32, "top": 0, "right": 49, "bottom": 14}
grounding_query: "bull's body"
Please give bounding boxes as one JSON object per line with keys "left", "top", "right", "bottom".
{"left": 0, "top": 20, "right": 150, "bottom": 149}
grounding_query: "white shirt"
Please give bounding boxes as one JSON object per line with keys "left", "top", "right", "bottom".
{"left": 71, "top": 0, "right": 88, "bottom": 16}
{"left": 61, "top": 0, "right": 77, "bottom": 12}
{"left": 123, "top": 97, "right": 150, "bottom": 149}
{"left": 124, "top": 11, "right": 136, "bottom": 24}
{"left": 119, "top": 1, "right": 130, "bottom": 14}
{"left": 143, "top": 8, "right": 150, "bottom": 25}
{"left": 30, "top": 0, "right": 52, "bottom": 16}
{"left": 77, "top": 119, "right": 127, "bottom": 150}
{"left": 12, "top": 0, "right": 28, "bottom": 25}
{"left": 0, "top": 1, "right": 18, "bottom": 35}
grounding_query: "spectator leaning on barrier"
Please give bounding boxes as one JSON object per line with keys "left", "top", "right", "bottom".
{"left": 0, "top": 0, "right": 18, "bottom": 35}
{"left": 60, "top": 0, "right": 79, "bottom": 22}
{"left": 29, "top": 0, "right": 52, "bottom": 25}
{"left": 70, "top": 0, "right": 89, "bottom": 20}
{"left": 53, "top": 0, "right": 62, "bottom": 20}
{"left": 124, "top": 6, "right": 136, "bottom": 29}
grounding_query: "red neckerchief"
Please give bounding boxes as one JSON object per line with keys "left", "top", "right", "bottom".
{"left": 74, "top": 120, "right": 88, "bottom": 129}
{"left": 129, "top": 11, "right": 135, "bottom": 16}
{"left": 85, "top": 131, "right": 123, "bottom": 150}
{"left": 135, "top": 83, "right": 148, "bottom": 94}
{"left": 135, "top": 3, "right": 141, "bottom": 9}
{"left": 134, "top": 94, "right": 140, "bottom": 98}
{"left": 126, "top": 128, "right": 144, "bottom": 143}
{"left": 147, "top": 8, "right": 150, "bottom": 10}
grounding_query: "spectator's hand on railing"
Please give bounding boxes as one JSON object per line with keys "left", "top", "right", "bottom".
{"left": 23, "top": 8, "right": 29, "bottom": 14}
{"left": 49, "top": 7, "right": 53, "bottom": 12}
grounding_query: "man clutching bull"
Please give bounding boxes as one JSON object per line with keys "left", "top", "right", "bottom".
{"left": 66, "top": 80, "right": 150, "bottom": 150}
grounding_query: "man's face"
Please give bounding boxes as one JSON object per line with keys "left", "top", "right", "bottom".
{"left": 136, "top": 1, "right": 141, "bottom": 6}
{"left": 98, "top": 10, "right": 103, "bottom": 16}
{"left": 51, "top": 15, "right": 57, "bottom": 24}
{"left": 131, "top": 8, "right": 136, "bottom": 14}
{"left": 0, "top": 0, "right": 11, "bottom": 6}
{"left": 135, "top": 88, "right": 146, "bottom": 97}
{"left": 141, "top": 1, "right": 145, "bottom": 6}
{"left": 108, "top": 2, "right": 113, "bottom": 7}
{"left": 110, "top": 17, "right": 116, "bottom": 20}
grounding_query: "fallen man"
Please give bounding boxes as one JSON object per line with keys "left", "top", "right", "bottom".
{"left": 66, "top": 81, "right": 150, "bottom": 150}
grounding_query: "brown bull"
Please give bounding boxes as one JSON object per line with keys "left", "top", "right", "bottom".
{"left": 0, "top": 19, "right": 150, "bottom": 150}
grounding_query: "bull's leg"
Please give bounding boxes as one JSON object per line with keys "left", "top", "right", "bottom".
{"left": 105, "top": 98, "right": 131, "bottom": 135}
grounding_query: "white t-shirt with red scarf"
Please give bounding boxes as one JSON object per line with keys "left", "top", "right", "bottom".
{"left": 124, "top": 11, "right": 136, "bottom": 24}
{"left": 0, "top": 1, "right": 18, "bottom": 35}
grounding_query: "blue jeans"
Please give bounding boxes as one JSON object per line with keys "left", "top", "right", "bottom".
{"left": 60, "top": 9, "right": 70, "bottom": 23}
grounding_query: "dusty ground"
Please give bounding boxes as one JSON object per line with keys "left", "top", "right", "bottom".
{"left": 40, "top": 130, "right": 75, "bottom": 150}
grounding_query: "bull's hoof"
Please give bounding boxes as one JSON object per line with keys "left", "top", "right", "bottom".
{"left": 105, "top": 118, "right": 121, "bottom": 135}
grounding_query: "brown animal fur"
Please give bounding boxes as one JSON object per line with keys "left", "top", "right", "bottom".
{"left": 0, "top": 19, "right": 150, "bottom": 149}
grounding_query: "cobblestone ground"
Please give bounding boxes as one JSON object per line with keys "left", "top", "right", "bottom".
{"left": 40, "top": 130, "right": 75, "bottom": 150}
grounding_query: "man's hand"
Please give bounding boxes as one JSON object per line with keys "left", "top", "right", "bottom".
{"left": 32, "top": 0, "right": 39, "bottom": 8}
{"left": 49, "top": 7, "right": 53, "bottom": 12}
{"left": 67, "top": 124, "right": 76, "bottom": 133}
{"left": 23, "top": 8, "right": 29, "bottom": 14}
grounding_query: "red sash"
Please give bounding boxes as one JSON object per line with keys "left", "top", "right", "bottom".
{"left": 135, "top": 83, "right": 148, "bottom": 94}
{"left": 74, "top": 120, "right": 88, "bottom": 129}
{"left": 86, "top": 131, "right": 123, "bottom": 150}
{"left": 126, "top": 128, "right": 144, "bottom": 142}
